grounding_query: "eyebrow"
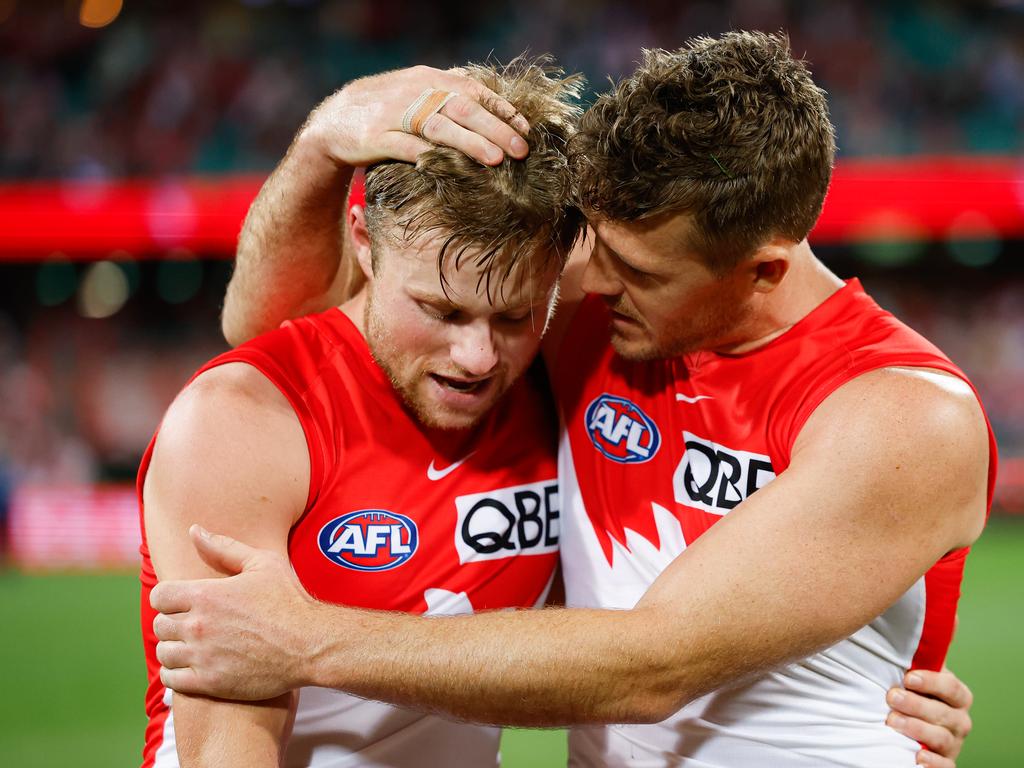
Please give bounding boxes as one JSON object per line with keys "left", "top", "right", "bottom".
{"left": 408, "top": 288, "right": 544, "bottom": 314}
{"left": 408, "top": 288, "right": 456, "bottom": 305}
{"left": 603, "top": 242, "right": 646, "bottom": 273}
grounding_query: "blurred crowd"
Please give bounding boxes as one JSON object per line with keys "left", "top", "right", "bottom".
{"left": 0, "top": 266, "right": 1023, "bottom": 523}
{"left": 1, "top": 0, "right": 1023, "bottom": 549}
{"left": 2, "top": 0, "right": 1023, "bottom": 180}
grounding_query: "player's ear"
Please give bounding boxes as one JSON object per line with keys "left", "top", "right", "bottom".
{"left": 348, "top": 205, "right": 375, "bottom": 281}
{"left": 747, "top": 239, "right": 791, "bottom": 293}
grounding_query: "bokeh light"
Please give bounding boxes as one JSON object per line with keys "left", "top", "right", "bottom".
{"left": 36, "top": 256, "right": 78, "bottom": 307}
{"left": 79, "top": 0, "right": 122, "bottom": 29}
{"left": 78, "top": 260, "right": 130, "bottom": 318}
{"left": 947, "top": 211, "right": 1002, "bottom": 268}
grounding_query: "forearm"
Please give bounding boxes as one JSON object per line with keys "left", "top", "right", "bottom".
{"left": 174, "top": 691, "right": 294, "bottom": 766}
{"left": 223, "top": 123, "right": 352, "bottom": 346}
{"left": 305, "top": 605, "right": 698, "bottom": 727}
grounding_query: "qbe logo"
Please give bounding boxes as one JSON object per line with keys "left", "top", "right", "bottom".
{"left": 317, "top": 510, "right": 418, "bottom": 572}
{"left": 585, "top": 393, "right": 660, "bottom": 463}
{"left": 454, "top": 479, "right": 559, "bottom": 564}
{"left": 673, "top": 432, "right": 776, "bottom": 515}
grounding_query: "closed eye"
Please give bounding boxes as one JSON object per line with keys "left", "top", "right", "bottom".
{"left": 500, "top": 310, "right": 532, "bottom": 323}
{"left": 418, "top": 301, "right": 458, "bottom": 322}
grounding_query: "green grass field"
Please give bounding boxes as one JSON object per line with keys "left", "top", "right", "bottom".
{"left": 2, "top": 519, "right": 1021, "bottom": 767}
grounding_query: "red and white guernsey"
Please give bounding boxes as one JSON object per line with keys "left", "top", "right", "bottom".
{"left": 139, "top": 308, "right": 560, "bottom": 768}
{"left": 552, "top": 280, "right": 997, "bottom": 767}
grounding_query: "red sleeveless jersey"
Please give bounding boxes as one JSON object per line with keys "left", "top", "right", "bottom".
{"left": 139, "top": 308, "right": 559, "bottom": 768}
{"left": 553, "top": 280, "right": 997, "bottom": 767}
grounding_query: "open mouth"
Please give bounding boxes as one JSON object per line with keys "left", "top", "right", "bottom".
{"left": 430, "top": 374, "right": 490, "bottom": 394}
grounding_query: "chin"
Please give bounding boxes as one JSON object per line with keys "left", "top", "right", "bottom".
{"left": 416, "top": 406, "right": 487, "bottom": 431}
{"left": 407, "top": 383, "right": 500, "bottom": 431}
{"left": 609, "top": 329, "right": 663, "bottom": 362}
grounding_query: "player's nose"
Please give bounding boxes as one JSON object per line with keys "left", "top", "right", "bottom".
{"left": 581, "top": 248, "right": 622, "bottom": 297}
{"left": 449, "top": 322, "right": 499, "bottom": 376}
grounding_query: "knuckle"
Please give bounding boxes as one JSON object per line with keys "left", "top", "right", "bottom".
{"left": 447, "top": 96, "right": 474, "bottom": 120}
{"left": 933, "top": 728, "right": 955, "bottom": 754}
{"left": 961, "top": 683, "right": 974, "bottom": 709}
{"left": 961, "top": 714, "right": 973, "bottom": 738}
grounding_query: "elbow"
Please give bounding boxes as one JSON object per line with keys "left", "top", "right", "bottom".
{"left": 616, "top": 689, "right": 687, "bottom": 725}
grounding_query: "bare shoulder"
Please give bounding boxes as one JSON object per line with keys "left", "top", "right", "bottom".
{"left": 154, "top": 362, "right": 305, "bottom": 466}
{"left": 799, "top": 367, "right": 987, "bottom": 447}
{"left": 794, "top": 366, "right": 989, "bottom": 548}
{"left": 145, "top": 362, "right": 310, "bottom": 578}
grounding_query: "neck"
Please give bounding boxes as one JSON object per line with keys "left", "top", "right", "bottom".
{"left": 340, "top": 290, "right": 369, "bottom": 336}
{"left": 717, "top": 242, "right": 845, "bottom": 355}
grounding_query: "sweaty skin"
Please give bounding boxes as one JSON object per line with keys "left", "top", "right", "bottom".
{"left": 144, "top": 64, "right": 541, "bottom": 766}
{"left": 159, "top": 65, "right": 979, "bottom": 768}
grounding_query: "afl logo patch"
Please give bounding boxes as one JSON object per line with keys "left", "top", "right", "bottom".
{"left": 585, "top": 393, "right": 661, "bottom": 463}
{"left": 317, "top": 510, "right": 418, "bottom": 572}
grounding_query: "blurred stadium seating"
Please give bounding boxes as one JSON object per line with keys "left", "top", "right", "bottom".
{"left": 0, "top": 0, "right": 1022, "bottom": 571}
{"left": 2, "top": 4, "right": 1023, "bottom": 768}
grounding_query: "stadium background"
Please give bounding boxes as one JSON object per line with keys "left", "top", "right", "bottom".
{"left": 1, "top": 0, "right": 1022, "bottom": 765}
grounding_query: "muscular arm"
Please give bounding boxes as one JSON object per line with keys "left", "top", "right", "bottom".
{"left": 222, "top": 136, "right": 354, "bottom": 346}
{"left": 222, "top": 66, "right": 532, "bottom": 346}
{"left": 156, "top": 367, "right": 987, "bottom": 731}
{"left": 145, "top": 363, "right": 309, "bottom": 764}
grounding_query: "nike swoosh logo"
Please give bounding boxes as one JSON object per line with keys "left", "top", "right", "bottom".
{"left": 675, "top": 394, "right": 713, "bottom": 404}
{"left": 427, "top": 452, "right": 477, "bottom": 481}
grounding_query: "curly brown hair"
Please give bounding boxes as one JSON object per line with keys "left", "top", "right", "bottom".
{"left": 572, "top": 31, "right": 836, "bottom": 271}
{"left": 364, "top": 57, "right": 585, "bottom": 300}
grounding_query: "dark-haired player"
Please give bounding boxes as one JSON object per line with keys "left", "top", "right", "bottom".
{"left": 153, "top": 34, "right": 984, "bottom": 767}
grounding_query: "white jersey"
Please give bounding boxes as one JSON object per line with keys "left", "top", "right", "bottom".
{"left": 148, "top": 687, "right": 499, "bottom": 768}
{"left": 549, "top": 289, "right": 993, "bottom": 767}
{"left": 561, "top": 436, "right": 923, "bottom": 767}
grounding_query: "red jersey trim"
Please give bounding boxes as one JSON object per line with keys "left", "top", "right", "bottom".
{"left": 136, "top": 348, "right": 327, "bottom": 766}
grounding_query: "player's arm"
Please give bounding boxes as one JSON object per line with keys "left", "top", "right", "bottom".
{"left": 313, "top": 369, "right": 985, "bottom": 725}
{"left": 145, "top": 362, "right": 309, "bottom": 765}
{"left": 153, "top": 368, "right": 987, "bottom": 725}
{"left": 222, "top": 66, "right": 531, "bottom": 346}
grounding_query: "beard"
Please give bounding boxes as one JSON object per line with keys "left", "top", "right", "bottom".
{"left": 364, "top": 291, "right": 509, "bottom": 431}
{"left": 606, "top": 293, "right": 753, "bottom": 361}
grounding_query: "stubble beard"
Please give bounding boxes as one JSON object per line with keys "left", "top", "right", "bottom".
{"left": 608, "top": 297, "right": 752, "bottom": 362}
{"left": 364, "top": 293, "right": 503, "bottom": 431}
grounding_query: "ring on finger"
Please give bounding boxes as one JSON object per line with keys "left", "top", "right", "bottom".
{"left": 402, "top": 88, "right": 459, "bottom": 137}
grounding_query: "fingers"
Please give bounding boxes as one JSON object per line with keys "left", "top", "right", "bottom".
{"left": 444, "top": 70, "right": 531, "bottom": 136}
{"left": 381, "top": 131, "right": 433, "bottom": 164}
{"left": 402, "top": 69, "right": 529, "bottom": 164}
{"left": 886, "top": 710, "right": 958, "bottom": 759}
{"left": 155, "top": 638, "right": 189, "bottom": 670}
{"left": 152, "top": 610, "right": 186, "bottom": 642}
{"left": 149, "top": 580, "right": 193, "bottom": 614}
{"left": 418, "top": 111, "right": 506, "bottom": 166}
{"left": 906, "top": 668, "right": 974, "bottom": 710}
{"left": 915, "top": 749, "right": 956, "bottom": 768}
{"left": 887, "top": 687, "right": 972, "bottom": 742}
{"left": 159, "top": 665, "right": 203, "bottom": 696}
{"left": 437, "top": 93, "right": 529, "bottom": 160}
{"left": 189, "top": 524, "right": 256, "bottom": 576}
